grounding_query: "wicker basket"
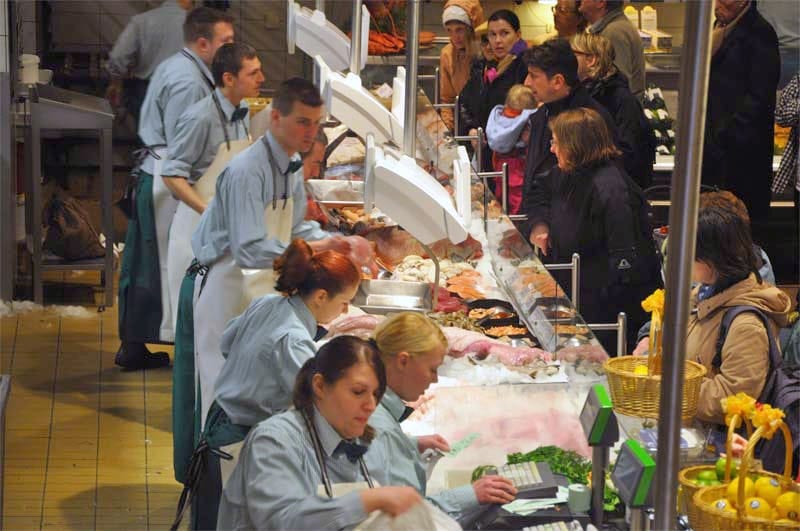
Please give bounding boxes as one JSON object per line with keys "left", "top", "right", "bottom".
{"left": 679, "top": 465, "right": 718, "bottom": 526}
{"left": 693, "top": 423, "right": 799, "bottom": 530}
{"left": 681, "top": 417, "right": 755, "bottom": 528}
{"left": 604, "top": 355, "right": 707, "bottom": 420}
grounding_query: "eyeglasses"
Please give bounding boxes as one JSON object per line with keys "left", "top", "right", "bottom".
{"left": 551, "top": 5, "right": 578, "bottom": 15}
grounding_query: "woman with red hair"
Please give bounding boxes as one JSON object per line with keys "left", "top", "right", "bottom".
{"left": 174, "top": 239, "right": 362, "bottom": 529}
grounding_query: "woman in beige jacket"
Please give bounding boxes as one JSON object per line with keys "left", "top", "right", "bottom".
{"left": 439, "top": 0, "right": 484, "bottom": 131}
{"left": 643, "top": 205, "right": 791, "bottom": 426}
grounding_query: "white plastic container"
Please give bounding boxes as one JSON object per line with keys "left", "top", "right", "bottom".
{"left": 19, "top": 54, "right": 40, "bottom": 84}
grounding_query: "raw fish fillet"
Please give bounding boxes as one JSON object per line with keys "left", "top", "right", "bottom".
{"left": 363, "top": 226, "right": 483, "bottom": 268}
{"left": 325, "top": 314, "right": 384, "bottom": 339}
{"left": 442, "top": 327, "right": 552, "bottom": 365}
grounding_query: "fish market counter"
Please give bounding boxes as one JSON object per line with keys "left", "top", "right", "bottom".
{"left": 320, "top": 182, "right": 612, "bottom": 517}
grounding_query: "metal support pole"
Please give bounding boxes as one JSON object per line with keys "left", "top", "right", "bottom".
{"left": 617, "top": 311, "right": 627, "bottom": 357}
{"left": 403, "top": 0, "right": 420, "bottom": 157}
{"left": 434, "top": 66, "right": 440, "bottom": 104}
{"left": 101, "top": 127, "right": 114, "bottom": 307}
{"left": 500, "top": 162, "right": 508, "bottom": 215}
{"left": 453, "top": 93, "right": 460, "bottom": 135}
{"left": 571, "top": 253, "right": 580, "bottom": 312}
{"left": 349, "top": 0, "right": 363, "bottom": 76}
{"left": 653, "top": 2, "right": 713, "bottom": 529}
{"left": 591, "top": 446, "right": 608, "bottom": 527}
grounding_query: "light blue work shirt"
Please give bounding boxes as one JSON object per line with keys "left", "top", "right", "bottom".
{"left": 214, "top": 294, "right": 317, "bottom": 427}
{"left": 138, "top": 47, "right": 214, "bottom": 172}
{"left": 365, "top": 388, "right": 480, "bottom": 521}
{"left": 106, "top": 0, "right": 187, "bottom": 80}
{"left": 161, "top": 88, "right": 251, "bottom": 183}
{"left": 217, "top": 408, "right": 372, "bottom": 530}
{"left": 191, "top": 131, "right": 329, "bottom": 268}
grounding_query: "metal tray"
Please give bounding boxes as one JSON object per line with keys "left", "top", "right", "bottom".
{"left": 352, "top": 279, "right": 431, "bottom": 314}
{"left": 306, "top": 179, "right": 364, "bottom": 207}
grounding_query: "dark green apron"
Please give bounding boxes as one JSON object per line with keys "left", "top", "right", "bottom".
{"left": 171, "top": 401, "right": 250, "bottom": 531}
{"left": 118, "top": 170, "right": 163, "bottom": 343}
{"left": 173, "top": 265, "right": 202, "bottom": 485}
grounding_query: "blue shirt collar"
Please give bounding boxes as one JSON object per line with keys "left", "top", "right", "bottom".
{"left": 213, "top": 87, "right": 249, "bottom": 122}
{"left": 265, "top": 131, "right": 301, "bottom": 175}
{"left": 182, "top": 46, "right": 214, "bottom": 86}
{"left": 312, "top": 406, "right": 345, "bottom": 458}
{"left": 380, "top": 388, "right": 407, "bottom": 423}
{"left": 288, "top": 295, "right": 317, "bottom": 338}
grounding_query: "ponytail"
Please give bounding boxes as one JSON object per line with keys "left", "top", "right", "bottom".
{"left": 274, "top": 239, "right": 361, "bottom": 297}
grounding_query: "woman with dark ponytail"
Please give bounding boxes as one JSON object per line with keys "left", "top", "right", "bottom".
{"left": 173, "top": 239, "right": 362, "bottom": 530}
{"left": 218, "top": 336, "right": 423, "bottom": 530}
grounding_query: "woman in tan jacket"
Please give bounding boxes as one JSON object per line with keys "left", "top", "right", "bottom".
{"left": 439, "top": 0, "right": 484, "bottom": 131}
{"left": 640, "top": 205, "right": 791, "bottom": 426}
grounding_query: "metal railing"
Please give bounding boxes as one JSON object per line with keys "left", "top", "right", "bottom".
{"left": 586, "top": 312, "right": 628, "bottom": 358}
{"left": 542, "top": 253, "right": 581, "bottom": 312}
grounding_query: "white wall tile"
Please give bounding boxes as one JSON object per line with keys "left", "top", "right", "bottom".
{"left": 21, "top": 20, "right": 36, "bottom": 53}
{"left": 18, "top": 0, "right": 35, "bottom": 22}
{"left": 0, "top": 35, "right": 7, "bottom": 73}
{"left": 51, "top": 12, "right": 101, "bottom": 48}
{"left": 0, "top": 0, "right": 7, "bottom": 36}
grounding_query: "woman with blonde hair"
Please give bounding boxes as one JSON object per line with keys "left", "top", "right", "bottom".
{"left": 527, "top": 107, "right": 660, "bottom": 353}
{"left": 364, "top": 312, "right": 517, "bottom": 525}
{"left": 570, "top": 32, "right": 656, "bottom": 189}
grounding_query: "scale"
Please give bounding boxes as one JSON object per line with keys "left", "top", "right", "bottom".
{"left": 612, "top": 439, "right": 656, "bottom": 531}
{"left": 579, "top": 384, "right": 620, "bottom": 527}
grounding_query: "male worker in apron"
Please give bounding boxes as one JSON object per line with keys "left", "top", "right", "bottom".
{"left": 183, "top": 78, "right": 374, "bottom": 431}
{"left": 160, "top": 41, "right": 262, "bottom": 486}
{"left": 105, "top": 0, "right": 194, "bottom": 124}
{"left": 116, "top": 6, "right": 234, "bottom": 370}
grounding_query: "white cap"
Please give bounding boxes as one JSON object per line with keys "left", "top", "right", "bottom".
{"left": 442, "top": 5, "right": 471, "bottom": 28}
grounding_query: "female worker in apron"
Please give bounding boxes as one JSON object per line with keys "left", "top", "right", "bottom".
{"left": 172, "top": 240, "right": 362, "bottom": 529}
{"left": 215, "top": 336, "right": 424, "bottom": 530}
{"left": 366, "top": 313, "right": 518, "bottom": 526}
{"left": 184, "top": 78, "right": 375, "bottom": 434}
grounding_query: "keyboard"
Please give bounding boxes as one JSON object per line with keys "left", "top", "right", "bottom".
{"left": 523, "top": 521, "right": 582, "bottom": 531}
{"left": 501, "top": 461, "right": 543, "bottom": 488}
{"left": 493, "top": 461, "right": 558, "bottom": 499}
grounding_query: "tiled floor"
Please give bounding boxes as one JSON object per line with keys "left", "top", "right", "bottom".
{"left": 1, "top": 302, "right": 180, "bottom": 530}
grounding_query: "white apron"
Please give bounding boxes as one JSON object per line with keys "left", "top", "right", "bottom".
{"left": 166, "top": 138, "right": 250, "bottom": 333}
{"left": 193, "top": 198, "right": 294, "bottom": 428}
{"left": 151, "top": 148, "right": 179, "bottom": 343}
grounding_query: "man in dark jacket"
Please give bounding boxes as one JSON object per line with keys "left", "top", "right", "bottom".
{"left": 703, "top": 0, "right": 780, "bottom": 236}
{"left": 519, "top": 38, "right": 617, "bottom": 239}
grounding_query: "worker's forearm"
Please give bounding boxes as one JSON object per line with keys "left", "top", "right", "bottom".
{"left": 163, "top": 176, "right": 206, "bottom": 214}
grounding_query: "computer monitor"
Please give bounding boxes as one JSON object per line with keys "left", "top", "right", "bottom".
{"left": 611, "top": 440, "right": 656, "bottom": 508}
{"left": 579, "top": 384, "right": 619, "bottom": 446}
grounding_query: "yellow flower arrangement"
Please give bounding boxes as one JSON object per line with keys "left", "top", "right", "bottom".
{"left": 641, "top": 289, "right": 665, "bottom": 375}
{"left": 752, "top": 403, "right": 786, "bottom": 439}
{"left": 721, "top": 392, "right": 757, "bottom": 428}
{"left": 641, "top": 289, "right": 665, "bottom": 315}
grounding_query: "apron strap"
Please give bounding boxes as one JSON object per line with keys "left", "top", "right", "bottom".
{"left": 302, "top": 410, "right": 335, "bottom": 498}
{"left": 301, "top": 410, "right": 375, "bottom": 498}
{"left": 169, "top": 439, "right": 233, "bottom": 531}
{"left": 261, "top": 136, "right": 291, "bottom": 211}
